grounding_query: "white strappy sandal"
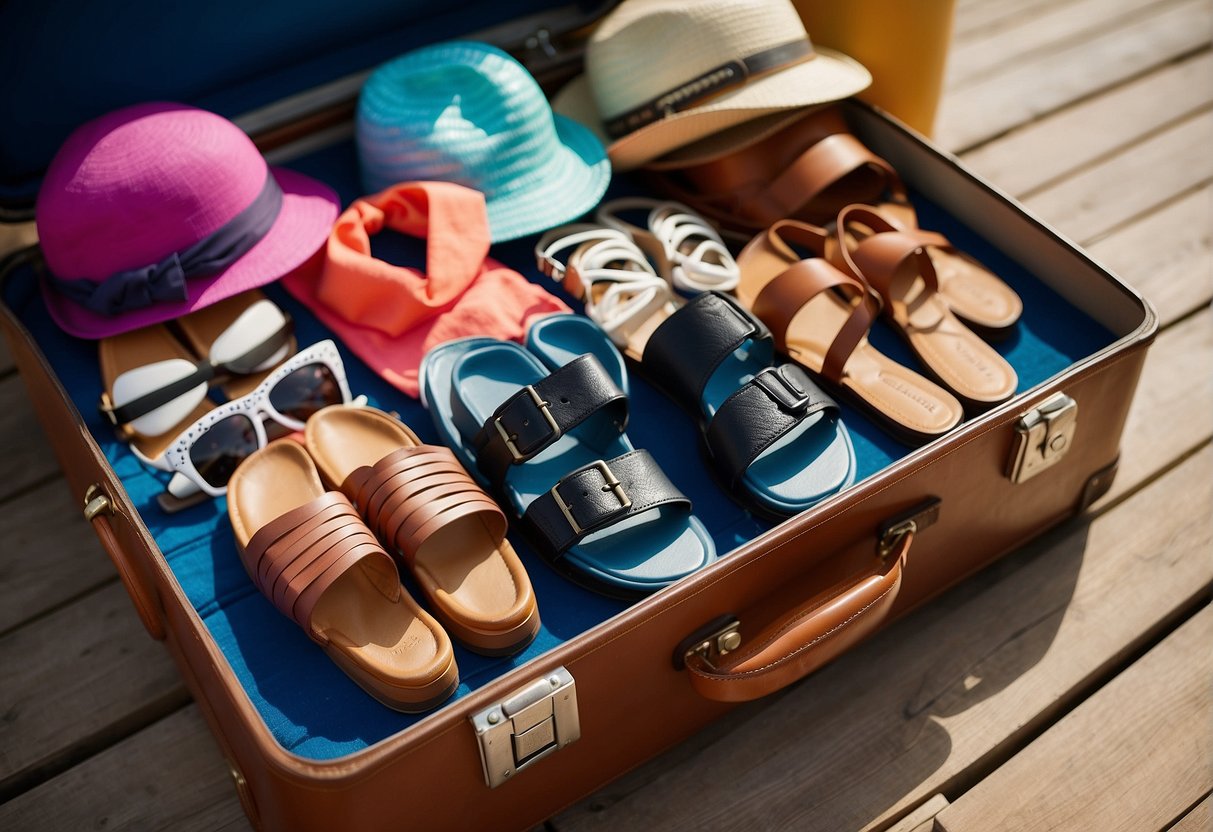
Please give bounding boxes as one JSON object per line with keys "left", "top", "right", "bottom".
{"left": 595, "top": 197, "right": 740, "bottom": 294}
{"left": 535, "top": 224, "right": 677, "bottom": 348}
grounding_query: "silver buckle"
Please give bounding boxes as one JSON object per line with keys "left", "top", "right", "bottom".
{"left": 753, "top": 366, "right": 811, "bottom": 414}
{"left": 550, "top": 460, "right": 632, "bottom": 536}
{"left": 494, "top": 385, "right": 560, "bottom": 462}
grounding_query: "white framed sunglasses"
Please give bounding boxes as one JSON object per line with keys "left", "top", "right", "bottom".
{"left": 162, "top": 340, "right": 352, "bottom": 497}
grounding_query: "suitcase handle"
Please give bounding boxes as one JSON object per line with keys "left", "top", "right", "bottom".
{"left": 83, "top": 484, "right": 167, "bottom": 641}
{"left": 682, "top": 528, "right": 911, "bottom": 702}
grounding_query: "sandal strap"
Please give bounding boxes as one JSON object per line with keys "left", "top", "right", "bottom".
{"left": 737, "top": 133, "right": 907, "bottom": 228}
{"left": 598, "top": 198, "right": 740, "bottom": 293}
{"left": 471, "top": 353, "right": 628, "bottom": 490}
{"left": 523, "top": 450, "right": 691, "bottom": 557}
{"left": 535, "top": 223, "right": 673, "bottom": 346}
{"left": 648, "top": 108, "right": 910, "bottom": 234}
{"left": 750, "top": 221, "right": 878, "bottom": 383}
{"left": 244, "top": 492, "right": 399, "bottom": 638}
{"left": 643, "top": 291, "right": 771, "bottom": 409}
{"left": 835, "top": 206, "right": 939, "bottom": 312}
{"left": 706, "top": 364, "right": 839, "bottom": 485}
{"left": 342, "top": 445, "right": 506, "bottom": 565}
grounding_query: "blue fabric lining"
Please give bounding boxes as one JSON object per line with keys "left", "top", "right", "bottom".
{"left": 2, "top": 135, "right": 1115, "bottom": 761}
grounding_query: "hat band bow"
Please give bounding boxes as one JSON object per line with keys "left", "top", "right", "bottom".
{"left": 47, "top": 173, "right": 284, "bottom": 317}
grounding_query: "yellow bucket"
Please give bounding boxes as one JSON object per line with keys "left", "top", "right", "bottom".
{"left": 792, "top": 0, "right": 956, "bottom": 137}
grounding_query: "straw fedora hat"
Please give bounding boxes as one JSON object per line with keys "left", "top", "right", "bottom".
{"left": 553, "top": 0, "right": 871, "bottom": 171}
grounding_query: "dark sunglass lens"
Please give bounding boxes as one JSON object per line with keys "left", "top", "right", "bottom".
{"left": 268, "top": 363, "right": 342, "bottom": 421}
{"left": 188, "top": 414, "right": 259, "bottom": 488}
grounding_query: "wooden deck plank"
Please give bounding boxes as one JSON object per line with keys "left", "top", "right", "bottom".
{"left": 0, "top": 581, "right": 187, "bottom": 800}
{"left": 554, "top": 446, "right": 1213, "bottom": 832}
{"left": 1100, "top": 310, "right": 1213, "bottom": 507}
{"left": 945, "top": 0, "right": 1172, "bottom": 90}
{"left": 1169, "top": 795, "right": 1212, "bottom": 832}
{"left": 886, "top": 795, "right": 949, "bottom": 832}
{"left": 0, "top": 478, "right": 121, "bottom": 636}
{"left": 0, "top": 707, "right": 252, "bottom": 832}
{"left": 1086, "top": 184, "right": 1213, "bottom": 327}
{"left": 0, "top": 372, "right": 65, "bottom": 504}
{"left": 935, "top": 0, "right": 1211, "bottom": 152}
{"left": 1023, "top": 108, "right": 1213, "bottom": 245}
{"left": 933, "top": 606, "right": 1213, "bottom": 832}
{"left": 951, "top": 0, "right": 1083, "bottom": 42}
{"left": 961, "top": 51, "right": 1213, "bottom": 197}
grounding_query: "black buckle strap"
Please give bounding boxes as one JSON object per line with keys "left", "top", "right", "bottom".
{"left": 524, "top": 450, "right": 691, "bottom": 556}
{"left": 550, "top": 459, "right": 633, "bottom": 536}
{"left": 491, "top": 384, "right": 563, "bottom": 462}
{"left": 753, "top": 366, "right": 814, "bottom": 414}
{"left": 642, "top": 291, "right": 772, "bottom": 411}
{"left": 705, "top": 364, "right": 839, "bottom": 486}
{"left": 472, "top": 354, "right": 628, "bottom": 490}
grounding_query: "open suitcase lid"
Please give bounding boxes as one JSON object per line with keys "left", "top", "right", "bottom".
{"left": 0, "top": 0, "right": 615, "bottom": 212}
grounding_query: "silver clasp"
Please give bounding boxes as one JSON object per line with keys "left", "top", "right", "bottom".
{"left": 471, "top": 667, "right": 580, "bottom": 788}
{"left": 1008, "top": 393, "right": 1078, "bottom": 483}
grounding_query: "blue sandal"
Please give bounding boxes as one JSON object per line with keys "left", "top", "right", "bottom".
{"left": 636, "top": 291, "right": 856, "bottom": 518}
{"left": 420, "top": 325, "right": 715, "bottom": 599}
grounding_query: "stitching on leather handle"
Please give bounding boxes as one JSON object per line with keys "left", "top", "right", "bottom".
{"left": 689, "top": 577, "right": 898, "bottom": 682}
{"left": 721, "top": 565, "right": 872, "bottom": 666}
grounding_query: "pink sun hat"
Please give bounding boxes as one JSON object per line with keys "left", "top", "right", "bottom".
{"left": 36, "top": 102, "right": 340, "bottom": 339}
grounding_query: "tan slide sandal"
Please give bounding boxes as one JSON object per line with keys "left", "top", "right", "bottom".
{"left": 99, "top": 289, "right": 294, "bottom": 461}
{"left": 170, "top": 290, "right": 296, "bottom": 398}
{"left": 863, "top": 209, "right": 1023, "bottom": 336}
{"left": 228, "top": 439, "right": 458, "bottom": 712}
{"left": 830, "top": 206, "right": 1018, "bottom": 411}
{"left": 304, "top": 406, "right": 539, "bottom": 656}
{"left": 923, "top": 234, "right": 1022, "bottom": 336}
{"left": 736, "top": 220, "right": 964, "bottom": 444}
{"left": 99, "top": 324, "right": 217, "bottom": 460}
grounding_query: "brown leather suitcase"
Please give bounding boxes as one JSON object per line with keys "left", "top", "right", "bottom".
{"left": 0, "top": 4, "right": 1154, "bottom": 830}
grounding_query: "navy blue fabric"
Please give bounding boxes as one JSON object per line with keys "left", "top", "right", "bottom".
{"left": 0, "top": 0, "right": 592, "bottom": 201}
{"left": 2, "top": 135, "right": 1116, "bottom": 761}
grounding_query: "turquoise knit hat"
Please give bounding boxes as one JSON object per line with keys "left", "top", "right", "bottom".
{"left": 357, "top": 41, "right": 611, "bottom": 242}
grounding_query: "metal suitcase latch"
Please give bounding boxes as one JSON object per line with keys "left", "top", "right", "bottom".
{"left": 1008, "top": 393, "right": 1078, "bottom": 483}
{"left": 471, "top": 666, "right": 580, "bottom": 788}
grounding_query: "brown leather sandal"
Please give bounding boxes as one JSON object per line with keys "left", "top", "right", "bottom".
{"left": 646, "top": 106, "right": 917, "bottom": 239}
{"left": 828, "top": 206, "right": 1018, "bottom": 411}
{"left": 736, "top": 219, "right": 964, "bottom": 444}
{"left": 647, "top": 106, "right": 1022, "bottom": 333}
{"left": 228, "top": 439, "right": 458, "bottom": 712}
{"left": 304, "top": 406, "right": 539, "bottom": 656}
{"left": 873, "top": 215, "right": 1023, "bottom": 336}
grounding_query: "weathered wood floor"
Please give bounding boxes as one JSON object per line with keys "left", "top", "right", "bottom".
{"left": 1, "top": 1, "right": 1211, "bottom": 829}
